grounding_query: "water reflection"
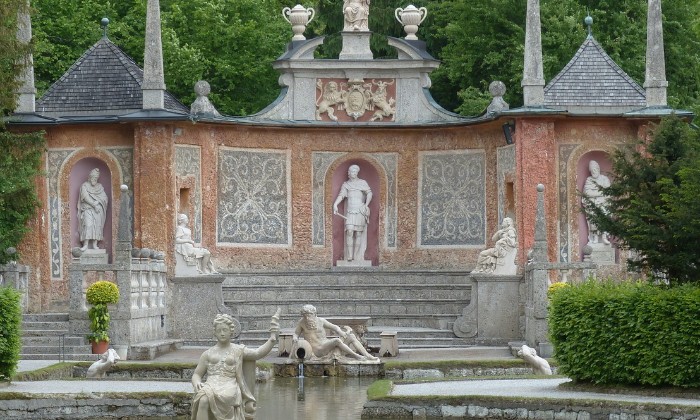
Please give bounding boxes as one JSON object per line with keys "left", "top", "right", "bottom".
{"left": 254, "top": 376, "right": 373, "bottom": 420}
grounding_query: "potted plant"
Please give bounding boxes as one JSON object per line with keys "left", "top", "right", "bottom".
{"left": 86, "top": 280, "right": 120, "bottom": 354}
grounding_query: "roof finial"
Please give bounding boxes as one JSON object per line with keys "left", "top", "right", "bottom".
{"left": 101, "top": 17, "right": 109, "bottom": 39}
{"left": 584, "top": 12, "right": 593, "bottom": 38}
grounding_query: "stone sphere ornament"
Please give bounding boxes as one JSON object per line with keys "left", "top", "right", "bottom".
{"left": 282, "top": 4, "right": 315, "bottom": 41}
{"left": 395, "top": 4, "right": 427, "bottom": 40}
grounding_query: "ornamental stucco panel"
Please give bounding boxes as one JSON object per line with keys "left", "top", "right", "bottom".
{"left": 418, "top": 150, "right": 485, "bottom": 247}
{"left": 175, "top": 145, "right": 202, "bottom": 243}
{"left": 312, "top": 152, "right": 345, "bottom": 246}
{"left": 217, "top": 148, "right": 290, "bottom": 245}
{"left": 558, "top": 144, "right": 578, "bottom": 262}
{"left": 47, "top": 149, "right": 75, "bottom": 279}
{"left": 497, "top": 144, "right": 515, "bottom": 223}
{"left": 373, "top": 153, "right": 398, "bottom": 248}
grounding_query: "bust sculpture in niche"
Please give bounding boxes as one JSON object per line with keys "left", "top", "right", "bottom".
{"left": 78, "top": 168, "right": 108, "bottom": 251}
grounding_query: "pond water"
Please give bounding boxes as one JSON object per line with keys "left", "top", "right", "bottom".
{"left": 253, "top": 376, "right": 374, "bottom": 420}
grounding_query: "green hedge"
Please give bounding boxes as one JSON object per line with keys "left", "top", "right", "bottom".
{"left": 0, "top": 286, "right": 22, "bottom": 382}
{"left": 549, "top": 280, "right": 700, "bottom": 387}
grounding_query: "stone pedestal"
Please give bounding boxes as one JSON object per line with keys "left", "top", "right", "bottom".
{"left": 339, "top": 32, "right": 373, "bottom": 60}
{"left": 278, "top": 332, "right": 294, "bottom": 357}
{"left": 379, "top": 331, "right": 399, "bottom": 357}
{"left": 80, "top": 249, "right": 108, "bottom": 264}
{"left": 336, "top": 259, "right": 372, "bottom": 267}
{"left": 170, "top": 275, "right": 231, "bottom": 343}
{"left": 588, "top": 244, "right": 615, "bottom": 265}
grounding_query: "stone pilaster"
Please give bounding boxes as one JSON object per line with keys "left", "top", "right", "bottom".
{"left": 524, "top": 184, "right": 550, "bottom": 351}
{"left": 142, "top": 0, "right": 166, "bottom": 109}
{"left": 644, "top": 0, "right": 668, "bottom": 107}
{"left": 522, "top": 0, "right": 545, "bottom": 106}
{"left": 15, "top": 0, "right": 35, "bottom": 113}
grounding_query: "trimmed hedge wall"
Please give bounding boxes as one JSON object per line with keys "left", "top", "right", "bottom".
{"left": 0, "top": 286, "right": 22, "bottom": 382}
{"left": 549, "top": 280, "right": 700, "bottom": 387}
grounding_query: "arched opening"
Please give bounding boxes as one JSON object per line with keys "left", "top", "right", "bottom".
{"left": 331, "top": 159, "right": 380, "bottom": 266}
{"left": 69, "top": 158, "right": 113, "bottom": 263}
{"left": 576, "top": 151, "right": 613, "bottom": 261}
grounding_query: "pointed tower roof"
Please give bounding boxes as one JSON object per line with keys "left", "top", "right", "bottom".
{"left": 544, "top": 36, "right": 646, "bottom": 114}
{"left": 36, "top": 37, "right": 187, "bottom": 117}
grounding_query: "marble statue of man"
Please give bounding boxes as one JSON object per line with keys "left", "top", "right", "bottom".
{"left": 343, "top": 0, "right": 370, "bottom": 31}
{"left": 333, "top": 164, "right": 372, "bottom": 262}
{"left": 78, "top": 168, "right": 108, "bottom": 251}
{"left": 583, "top": 160, "right": 611, "bottom": 245}
{"left": 293, "top": 304, "right": 377, "bottom": 361}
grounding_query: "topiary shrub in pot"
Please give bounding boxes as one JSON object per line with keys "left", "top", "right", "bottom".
{"left": 86, "top": 280, "right": 120, "bottom": 354}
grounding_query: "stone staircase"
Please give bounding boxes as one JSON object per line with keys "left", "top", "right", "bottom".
{"left": 221, "top": 270, "right": 476, "bottom": 349}
{"left": 21, "top": 313, "right": 95, "bottom": 361}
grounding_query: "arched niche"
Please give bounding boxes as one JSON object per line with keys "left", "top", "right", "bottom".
{"left": 330, "top": 159, "right": 381, "bottom": 266}
{"left": 69, "top": 158, "right": 113, "bottom": 262}
{"left": 576, "top": 151, "right": 613, "bottom": 260}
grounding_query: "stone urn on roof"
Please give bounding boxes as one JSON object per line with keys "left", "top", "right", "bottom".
{"left": 395, "top": 4, "right": 428, "bottom": 40}
{"left": 282, "top": 4, "right": 315, "bottom": 41}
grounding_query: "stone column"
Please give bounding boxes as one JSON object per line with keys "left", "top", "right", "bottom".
{"left": 142, "top": 0, "right": 166, "bottom": 109}
{"left": 644, "top": 0, "right": 668, "bottom": 107}
{"left": 522, "top": 0, "right": 545, "bottom": 107}
{"left": 15, "top": 0, "right": 35, "bottom": 113}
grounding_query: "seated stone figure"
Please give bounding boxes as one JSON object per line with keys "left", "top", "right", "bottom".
{"left": 292, "top": 304, "right": 378, "bottom": 362}
{"left": 87, "top": 348, "right": 120, "bottom": 378}
{"left": 473, "top": 217, "right": 517, "bottom": 275}
{"left": 517, "top": 344, "right": 552, "bottom": 375}
{"left": 175, "top": 213, "right": 218, "bottom": 276}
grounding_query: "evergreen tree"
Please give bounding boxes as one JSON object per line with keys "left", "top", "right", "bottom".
{"left": 584, "top": 116, "right": 700, "bottom": 285}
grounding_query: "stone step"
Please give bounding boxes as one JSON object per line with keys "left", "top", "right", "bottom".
{"left": 223, "top": 284, "right": 470, "bottom": 301}
{"left": 222, "top": 270, "right": 471, "bottom": 287}
{"left": 21, "top": 329, "right": 70, "bottom": 337}
{"left": 228, "top": 311, "right": 463, "bottom": 330}
{"left": 21, "top": 321, "right": 71, "bottom": 331}
{"left": 20, "top": 345, "right": 93, "bottom": 355}
{"left": 19, "top": 353, "right": 98, "bottom": 361}
{"left": 21, "top": 336, "right": 85, "bottom": 346}
{"left": 22, "top": 313, "right": 69, "bottom": 322}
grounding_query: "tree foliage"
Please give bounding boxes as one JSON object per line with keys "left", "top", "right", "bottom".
{"left": 32, "top": 0, "right": 290, "bottom": 116}
{"left": 29, "top": 0, "right": 700, "bottom": 116}
{"left": 425, "top": 0, "right": 700, "bottom": 116}
{"left": 583, "top": 116, "right": 700, "bottom": 285}
{"left": 0, "top": 0, "right": 31, "bottom": 115}
{"left": 0, "top": 1, "right": 45, "bottom": 265}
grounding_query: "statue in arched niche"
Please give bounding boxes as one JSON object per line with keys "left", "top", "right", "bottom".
{"left": 333, "top": 164, "right": 372, "bottom": 263}
{"left": 583, "top": 160, "right": 611, "bottom": 245}
{"left": 78, "top": 168, "right": 109, "bottom": 251}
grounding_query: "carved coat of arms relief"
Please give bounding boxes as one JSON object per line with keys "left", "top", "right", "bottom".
{"left": 316, "top": 78, "right": 396, "bottom": 122}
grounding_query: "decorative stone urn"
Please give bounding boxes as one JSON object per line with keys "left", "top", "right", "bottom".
{"left": 395, "top": 4, "right": 427, "bottom": 40}
{"left": 282, "top": 4, "right": 315, "bottom": 41}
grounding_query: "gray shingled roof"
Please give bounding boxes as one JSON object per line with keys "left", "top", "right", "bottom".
{"left": 544, "top": 36, "right": 646, "bottom": 113}
{"left": 36, "top": 37, "right": 188, "bottom": 116}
